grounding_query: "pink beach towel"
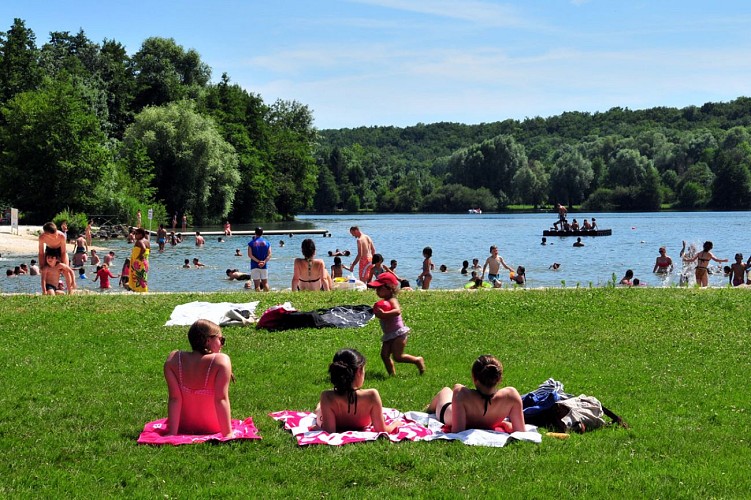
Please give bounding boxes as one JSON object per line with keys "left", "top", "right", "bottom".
{"left": 269, "top": 408, "right": 431, "bottom": 446}
{"left": 137, "top": 417, "right": 261, "bottom": 445}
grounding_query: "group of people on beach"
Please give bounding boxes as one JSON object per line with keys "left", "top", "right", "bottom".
{"left": 33, "top": 222, "right": 150, "bottom": 294}
{"left": 164, "top": 316, "right": 522, "bottom": 438}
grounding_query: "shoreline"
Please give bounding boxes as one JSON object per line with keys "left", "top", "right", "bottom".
{"left": 0, "top": 225, "right": 109, "bottom": 258}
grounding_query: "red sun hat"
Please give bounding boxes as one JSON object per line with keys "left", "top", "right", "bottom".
{"left": 367, "top": 272, "right": 399, "bottom": 288}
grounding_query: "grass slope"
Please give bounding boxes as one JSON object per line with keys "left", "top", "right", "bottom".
{"left": 1, "top": 289, "right": 749, "bottom": 498}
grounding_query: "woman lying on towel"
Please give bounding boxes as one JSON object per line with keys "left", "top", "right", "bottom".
{"left": 315, "top": 348, "right": 403, "bottom": 433}
{"left": 427, "top": 355, "right": 525, "bottom": 433}
{"left": 164, "top": 319, "right": 235, "bottom": 437}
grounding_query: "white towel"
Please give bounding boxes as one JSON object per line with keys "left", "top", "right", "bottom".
{"left": 164, "top": 301, "right": 260, "bottom": 326}
{"left": 404, "top": 411, "right": 541, "bottom": 447}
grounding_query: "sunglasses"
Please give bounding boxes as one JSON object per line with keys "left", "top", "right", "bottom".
{"left": 211, "top": 335, "right": 226, "bottom": 346}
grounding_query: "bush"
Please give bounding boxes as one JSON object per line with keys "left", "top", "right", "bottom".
{"left": 53, "top": 209, "right": 88, "bottom": 238}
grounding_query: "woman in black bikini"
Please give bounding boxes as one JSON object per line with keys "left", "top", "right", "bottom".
{"left": 427, "top": 355, "right": 525, "bottom": 433}
{"left": 292, "top": 238, "right": 333, "bottom": 291}
{"left": 315, "top": 348, "right": 403, "bottom": 433}
{"left": 683, "top": 241, "right": 727, "bottom": 287}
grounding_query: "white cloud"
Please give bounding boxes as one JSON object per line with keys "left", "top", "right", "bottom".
{"left": 348, "top": 0, "right": 527, "bottom": 28}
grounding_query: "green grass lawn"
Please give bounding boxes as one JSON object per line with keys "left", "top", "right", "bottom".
{"left": 1, "top": 288, "right": 750, "bottom": 498}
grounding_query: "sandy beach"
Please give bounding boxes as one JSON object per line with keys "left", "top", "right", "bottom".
{"left": 0, "top": 225, "right": 44, "bottom": 256}
{"left": 0, "top": 225, "right": 108, "bottom": 258}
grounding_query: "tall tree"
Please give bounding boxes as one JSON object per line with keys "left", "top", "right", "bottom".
{"left": 549, "top": 148, "right": 594, "bottom": 205}
{"left": 131, "top": 37, "right": 210, "bottom": 110}
{"left": 0, "top": 18, "right": 42, "bottom": 104}
{"left": 0, "top": 76, "right": 111, "bottom": 220}
{"left": 265, "top": 99, "right": 318, "bottom": 219}
{"left": 123, "top": 100, "right": 240, "bottom": 223}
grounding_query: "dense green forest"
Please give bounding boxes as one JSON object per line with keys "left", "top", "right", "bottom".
{"left": 317, "top": 100, "right": 751, "bottom": 213}
{"left": 2, "top": 18, "right": 751, "bottom": 228}
{"left": 0, "top": 19, "right": 317, "bottom": 226}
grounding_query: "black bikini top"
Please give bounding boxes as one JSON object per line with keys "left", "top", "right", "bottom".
{"left": 335, "top": 387, "right": 358, "bottom": 414}
{"left": 473, "top": 388, "right": 495, "bottom": 416}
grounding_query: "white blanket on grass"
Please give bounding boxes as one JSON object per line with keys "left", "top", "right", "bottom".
{"left": 164, "top": 301, "right": 260, "bottom": 326}
{"left": 404, "top": 411, "right": 541, "bottom": 447}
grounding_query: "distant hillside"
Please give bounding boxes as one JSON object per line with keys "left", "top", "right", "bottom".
{"left": 313, "top": 97, "right": 751, "bottom": 213}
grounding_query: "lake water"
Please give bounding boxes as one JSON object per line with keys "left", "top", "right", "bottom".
{"left": 2, "top": 212, "right": 749, "bottom": 293}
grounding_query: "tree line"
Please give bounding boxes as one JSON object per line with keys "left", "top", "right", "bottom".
{"left": 3, "top": 18, "right": 751, "bottom": 226}
{"left": 316, "top": 101, "right": 751, "bottom": 213}
{"left": 0, "top": 19, "right": 317, "bottom": 225}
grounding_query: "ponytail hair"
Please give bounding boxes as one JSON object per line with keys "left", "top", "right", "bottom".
{"left": 472, "top": 355, "right": 503, "bottom": 389}
{"left": 328, "top": 348, "right": 365, "bottom": 393}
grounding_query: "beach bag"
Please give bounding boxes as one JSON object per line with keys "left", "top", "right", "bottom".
{"left": 256, "top": 304, "right": 297, "bottom": 330}
{"left": 522, "top": 380, "right": 628, "bottom": 433}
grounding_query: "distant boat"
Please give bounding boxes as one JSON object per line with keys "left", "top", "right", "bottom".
{"left": 543, "top": 228, "right": 612, "bottom": 237}
{"left": 468, "top": 208, "right": 483, "bottom": 214}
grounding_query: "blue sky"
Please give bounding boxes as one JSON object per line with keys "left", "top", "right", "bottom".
{"left": 4, "top": 1, "right": 751, "bottom": 129}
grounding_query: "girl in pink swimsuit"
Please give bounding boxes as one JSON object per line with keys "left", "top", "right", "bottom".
{"left": 163, "top": 320, "right": 234, "bottom": 436}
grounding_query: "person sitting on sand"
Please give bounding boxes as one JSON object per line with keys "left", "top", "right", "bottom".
{"left": 315, "top": 348, "right": 404, "bottom": 434}
{"left": 38, "top": 222, "right": 69, "bottom": 268}
{"left": 41, "top": 251, "right": 76, "bottom": 295}
{"left": 427, "top": 355, "right": 525, "bottom": 433}
{"left": 163, "top": 319, "right": 234, "bottom": 437}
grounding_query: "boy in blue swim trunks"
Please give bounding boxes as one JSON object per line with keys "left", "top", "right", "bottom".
{"left": 482, "top": 245, "right": 515, "bottom": 288}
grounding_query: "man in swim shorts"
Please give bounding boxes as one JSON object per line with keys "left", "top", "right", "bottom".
{"left": 248, "top": 227, "right": 271, "bottom": 291}
{"left": 349, "top": 226, "right": 376, "bottom": 282}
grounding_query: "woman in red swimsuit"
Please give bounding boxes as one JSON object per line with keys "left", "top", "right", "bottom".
{"left": 163, "top": 320, "right": 234, "bottom": 436}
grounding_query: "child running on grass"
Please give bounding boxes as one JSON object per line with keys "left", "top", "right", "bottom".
{"left": 367, "top": 272, "right": 425, "bottom": 376}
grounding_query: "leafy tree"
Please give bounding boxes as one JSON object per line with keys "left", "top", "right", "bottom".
{"left": 131, "top": 37, "right": 210, "bottom": 110}
{"left": 265, "top": 99, "right": 318, "bottom": 219}
{"left": 710, "top": 146, "right": 751, "bottom": 209}
{"left": 123, "top": 100, "right": 240, "bottom": 224}
{"left": 511, "top": 161, "right": 548, "bottom": 207}
{"left": 0, "top": 76, "right": 112, "bottom": 221}
{"left": 0, "top": 18, "right": 42, "bottom": 104}
{"left": 607, "top": 148, "right": 652, "bottom": 187}
{"left": 99, "top": 39, "right": 136, "bottom": 138}
{"left": 202, "top": 73, "right": 275, "bottom": 221}
{"left": 549, "top": 148, "right": 593, "bottom": 205}
{"left": 313, "top": 163, "right": 340, "bottom": 211}
{"left": 448, "top": 135, "right": 526, "bottom": 200}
